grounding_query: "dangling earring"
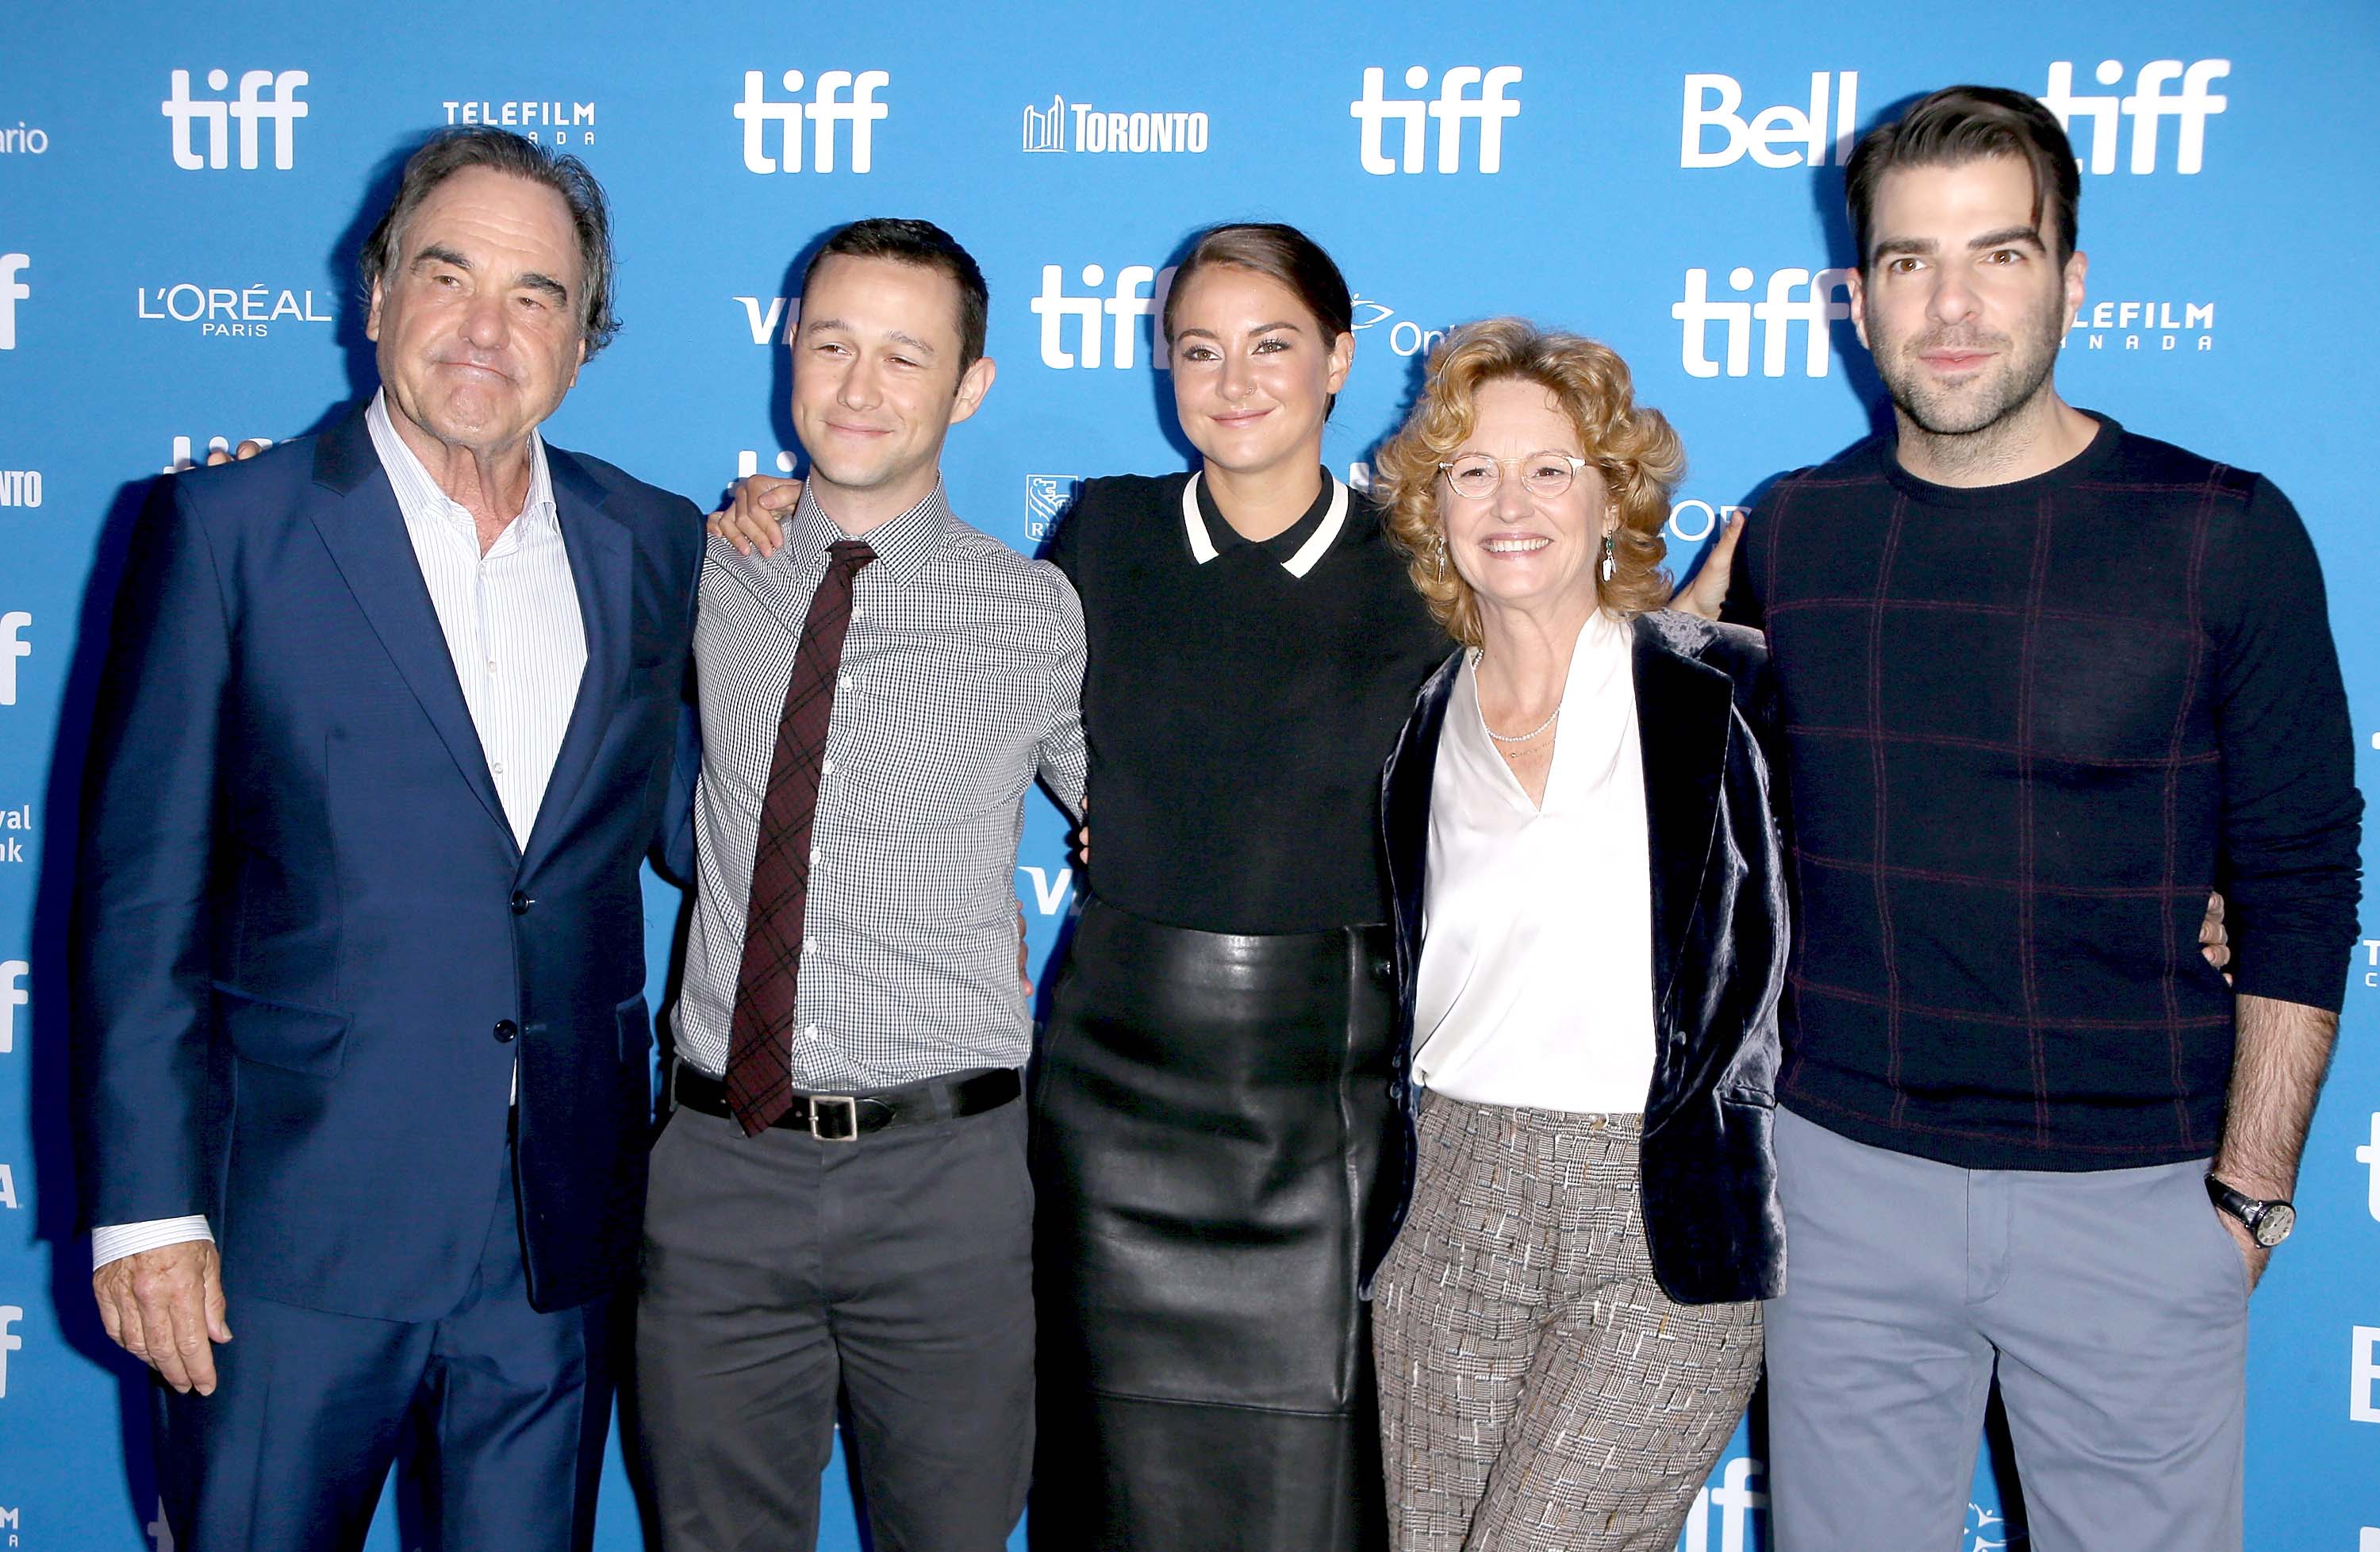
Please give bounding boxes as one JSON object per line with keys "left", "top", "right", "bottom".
{"left": 1599, "top": 529, "right": 1615, "bottom": 584}
{"left": 1431, "top": 530, "right": 1448, "bottom": 578}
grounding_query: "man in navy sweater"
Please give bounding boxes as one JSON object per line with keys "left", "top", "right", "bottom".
{"left": 1683, "top": 86, "right": 2360, "bottom": 1550}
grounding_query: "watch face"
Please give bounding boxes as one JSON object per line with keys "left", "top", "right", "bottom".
{"left": 2254, "top": 1202, "right": 2296, "bottom": 1248}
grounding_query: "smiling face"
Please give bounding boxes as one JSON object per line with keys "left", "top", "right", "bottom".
{"left": 1438, "top": 376, "right": 1610, "bottom": 622}
{"left": 367, "top": 166, "right": 587, "bottom": 460}
{"left": 789, "top": 252, "right": 994, "bottom": 524}
{"left": 1167, "top": 264, "right": 1351, "bottom": 482}
{"left": 1851, "top": 155, "right": 2086, "bottom": 440}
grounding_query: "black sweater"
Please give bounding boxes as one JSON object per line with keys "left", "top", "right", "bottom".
{"left": 1050, "top": 470, "right": 1449, "bottom": 935}
{"left": 1727, "top": 416, "right": 2363, "bottom": 1170}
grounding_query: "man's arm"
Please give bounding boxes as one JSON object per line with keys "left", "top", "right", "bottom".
{"left": 1035, "top": 567, "right": 1088, "bottom": 824}
{"left": 72, "top": 476, "right": 238, "bottom": 1389}
{"left": 2205, "top": 478, "right": 2363, "bottom": 1286}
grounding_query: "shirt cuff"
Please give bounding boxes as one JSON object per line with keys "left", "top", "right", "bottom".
{"left": 91, "top": 1216, "right": 215, "bottom": 1272}
{"left": 2232, "top": 939, "right": 2355, "bottom": 1015}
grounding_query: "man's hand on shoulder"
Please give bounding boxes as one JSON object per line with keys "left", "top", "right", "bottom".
{"left": 1669, "top": 512, "right": 1742, "bottom": 621}
{"left": 709, "top": 473, "right": 803, "bottom": 557}
{"left": 94, "top": 1240, "right": 232, "bottom": 1394}
{"left": 167, "top": 440, "right": 269, "bottom": 472}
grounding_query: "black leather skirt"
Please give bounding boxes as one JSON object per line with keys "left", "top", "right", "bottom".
{"left": 1028, "top": 897, "right": 1395, "bottom": 1552}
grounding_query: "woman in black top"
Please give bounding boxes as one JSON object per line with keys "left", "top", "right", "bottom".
{"left": 1030, "top": 225, "right": 1445, "bottom": 1552}
{"left": 709, "top": 223, "right": 1446, "bottom": 1549}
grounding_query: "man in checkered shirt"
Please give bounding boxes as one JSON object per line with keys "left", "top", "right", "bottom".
{"left": 635, "top": 219, "right": 1085, "bottom": 1551}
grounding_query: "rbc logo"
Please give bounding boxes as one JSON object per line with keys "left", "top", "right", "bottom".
{"left": 735, "top": 69, "right": 889, "bottom": 173}
{"left": 1024, "top": 475, "right": 1080, "bottom": 544}
{"left": 1672, "top": 267, "right": 1853, "bottom": 378}
{"left": 1681, "top": 72, "right": 1859, "bottom": 168}
{"left": 0, "top": 252, "right": 27, "bottom": 350}
{"left": 2040, "top": 60, "right": 2228, "bottom": 174}
{"left": 1350, "top": 66, "right": 1522, "bottom": 175}
{"left": 161, "top": 69, "right": 308, "bottom": 170}
{"left": 1031, "top": 264, "right": 1177, "bottom": 370}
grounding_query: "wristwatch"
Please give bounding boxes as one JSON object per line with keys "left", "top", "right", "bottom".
{"left": 2206, "top": 1176, "right": 2296, "bottom": 1249}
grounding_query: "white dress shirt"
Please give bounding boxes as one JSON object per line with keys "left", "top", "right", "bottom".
{"left": 93, "top": 392, "right": 585, "bottom": 1270}
{"left": 1411, "top": 608, "right": 1658, "bottom": 1114}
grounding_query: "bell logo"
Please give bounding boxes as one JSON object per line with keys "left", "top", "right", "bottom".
{"left": 1681, "top": 72, "right": 1859, "bottom": 168}
{"left": 2040, "top": 60, "right": 2228, "bottom": 174}
{"left": 2354, "top": 1327, "right": 2380, "bottom": 1423}
{"left": 1030, "top": 263, "right": 1177, "bottom": 370}
{"left": 0, "top": 253, "right": 27, "bottom": 351}
{"left": 0, "top": 612, "right": 28, "bottom": 706}
{"left": 1350, "top": 66, "right": 1522, "bottom": 175}
{"left": 2357, "top": 1111, "right": 2380, "bottom": 1223}
{"left": 735, "top": 69, "right": 889, "bottom": 174}
{"left": 1672, "top": 267, "right": 1853, "bottom": 378}
{"left": 162, "top": 69, "right": 309, "bottom": 171}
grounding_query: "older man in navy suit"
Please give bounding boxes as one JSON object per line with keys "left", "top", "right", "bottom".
{"left": 70, "top": 127, "right": 701, "bottom": 1550}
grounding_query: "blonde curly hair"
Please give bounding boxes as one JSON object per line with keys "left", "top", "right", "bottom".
{"left": 1373, "top": 317, "right": 1684, "bottom": 649}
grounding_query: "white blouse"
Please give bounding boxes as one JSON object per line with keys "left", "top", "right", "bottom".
{"left": 1411, "top": 609, "right": 1657, "bottom": 1115}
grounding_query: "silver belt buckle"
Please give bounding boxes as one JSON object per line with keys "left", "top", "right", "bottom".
{"left": 808, "top": 1094, "right": 861, "bottom": 1142}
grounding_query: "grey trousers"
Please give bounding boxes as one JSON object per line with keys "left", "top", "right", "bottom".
{"left": 635, "top": 1096, "right": 1035, "bottom": 1552}
{"left": 1372, "top": 1094, "right": 1764, "bottom": 1552}
{"left": 1763, "top": 1107, "right": 2249, "bottom": 1552}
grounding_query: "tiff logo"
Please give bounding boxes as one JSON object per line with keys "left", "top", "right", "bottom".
{"left": 1031, "top": 263, "right": 1177, "bottom": 370}
{"left": 162, "top": 68, "right": 309, "bottom": 170}
{"left": 2357, "top": 1111, "right": 2379, "bottom": 1222}
{"left": 1672, "top": 267, "right": 1853, "bottom": 378}
{"left": 1, "top": 960, "right": 21, "bottom": 1053}
{"left": 735, "top": 69, "right": 889, "bottom": 173}
{"left": 1679, "top": 1456, "right": 1764, "bottom": 1550}
{"left": 1351, "top": 66, "right": 1522, "bottom": 175}
{"left": 0, "top": 253, "right": 26, "bottom": 350}
{"left": 0, "top": 612, "right": 26, "bottom": 705}
{"left": 2355, "top": 1326, "right": 2380, "bottom": 1423}
{"left": 2040, "top": 60, "right": 2228, "bottom": 174}
{"left": 735, "top": 294, "right": 800, "bottom": 345}
{"left": 0, "top": 1305, "right": 18, "bottom": 1399}
{"left": 1681, "top": 72, "right": 1859, "bottom": 167}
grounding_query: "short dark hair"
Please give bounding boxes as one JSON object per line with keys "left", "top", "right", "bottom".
{"left": 1844, "top": 86, "right": 2082, "bottom": 271}
{"left": 800, "top": 218, "right": 990, "bottom": 371}
{"left": 359, "top": 126, "right": 620, "bottom": 355}
{"left": 1160, "top": 221, "right": 1353, "bottom": 347}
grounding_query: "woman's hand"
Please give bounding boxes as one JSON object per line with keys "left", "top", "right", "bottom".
{"left": 708, "top": 473, "right": 803, "bottom": 557}
{"left": 2200, "top": 891, "right": 2231, "bottom": 983}
{"left": 1670, "top": 513, "right": 1743, "bottom": 620}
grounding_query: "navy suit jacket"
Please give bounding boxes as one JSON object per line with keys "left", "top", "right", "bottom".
{"left": 71, "top": 405, "right": 701, "bottom": 1320}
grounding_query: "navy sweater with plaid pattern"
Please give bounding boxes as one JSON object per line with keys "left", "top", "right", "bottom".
{"left": 1727, "top": 415, "right": 2362, "bottom": 1170}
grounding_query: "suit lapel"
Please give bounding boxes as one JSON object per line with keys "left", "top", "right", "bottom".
{"left": 519, "top": 447, "right": 629, "bottom": 874}
{"left": 309, "top": 409, "right": 514, "bottom": 851}
{"left": 1633, "top": 614, "right": 1734, "bottom": 1016}
{"left": 1383, "top": 651, "right": 1462, "bottom": 975}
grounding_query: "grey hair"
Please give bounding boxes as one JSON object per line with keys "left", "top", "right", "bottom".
{"left": 358, "top": 126, "right": 620, "bottom": 355}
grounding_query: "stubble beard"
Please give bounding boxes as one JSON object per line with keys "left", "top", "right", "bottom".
{"left": 1872, "top": 292, "right": 2068, "bottom": 471}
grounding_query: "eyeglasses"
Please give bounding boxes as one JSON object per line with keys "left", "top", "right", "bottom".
{"left": 1438, "top": 451, "right": 1591, "bottom": 500}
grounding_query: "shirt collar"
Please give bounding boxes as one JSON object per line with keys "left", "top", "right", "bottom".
{"left": 365, "top": 388, "right": 558, "bottom": 538}
{"left": 1181, "top": 468, "right": 1349, "bottom": 578}
{"left": 789, "top": 477, "right": 951, "bottom": 585}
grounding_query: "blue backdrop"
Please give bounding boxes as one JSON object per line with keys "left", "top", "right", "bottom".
{"left": 3, "top": 3, "right": 2374, "bottom": 1548}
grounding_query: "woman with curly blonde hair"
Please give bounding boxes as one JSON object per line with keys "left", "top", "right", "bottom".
{"left": 1365, "top": 318, "right": 1789, "bottom": 1550}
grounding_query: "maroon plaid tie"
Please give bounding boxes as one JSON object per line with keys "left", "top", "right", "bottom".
{"left": 725, "top": 538, "right": 875, "bottom": 1134}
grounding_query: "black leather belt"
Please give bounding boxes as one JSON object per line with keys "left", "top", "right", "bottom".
{"left": 668, "top": 1060, "right": 1019, "bottom": 1142}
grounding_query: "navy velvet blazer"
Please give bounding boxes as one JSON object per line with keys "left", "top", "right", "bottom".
{"left": 71, "top": 405, "right": 701, "bottom": 1319}
{"left": 1371, "top": 610, "right": 1790, "bottom": 1306}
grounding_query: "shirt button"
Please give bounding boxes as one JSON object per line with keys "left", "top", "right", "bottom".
{"left": 809, "top": 847, "right": 822, "bottom": 866}
{"left": 492, "top": 759, "right": 507, "bottom": 776}
{"left": 820, "top": 758, "right": 835, "bottom": 776}
{"left": 839, "top": 674, "right": 852, "bottom": 690}
{"left": 486, "top": 659, "right": 497, "bottom": 674}
{"left": 493, "top": 1019, "right": 520, "bottom": 1043}
{"left": 802, "top": 1024, "right": 819, "bottom": 1039}
{"left": 802, "top": 936, "right": 818, "bottom": 955}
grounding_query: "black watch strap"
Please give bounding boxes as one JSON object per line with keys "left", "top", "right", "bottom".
{"left": 2205, "top": 1175, "right": 2294, "bottom": 1247}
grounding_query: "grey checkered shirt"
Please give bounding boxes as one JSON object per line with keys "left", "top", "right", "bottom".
{"left": 674, "top": 481, "right": 1087, "bottom": 1089}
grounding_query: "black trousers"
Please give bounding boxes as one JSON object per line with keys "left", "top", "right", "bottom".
{"left": 1030, "top": 898, "right": 1395, "bottom": 1552}
{"left": 635, "top": 1095, "right": 1034, "bottom": 1552}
